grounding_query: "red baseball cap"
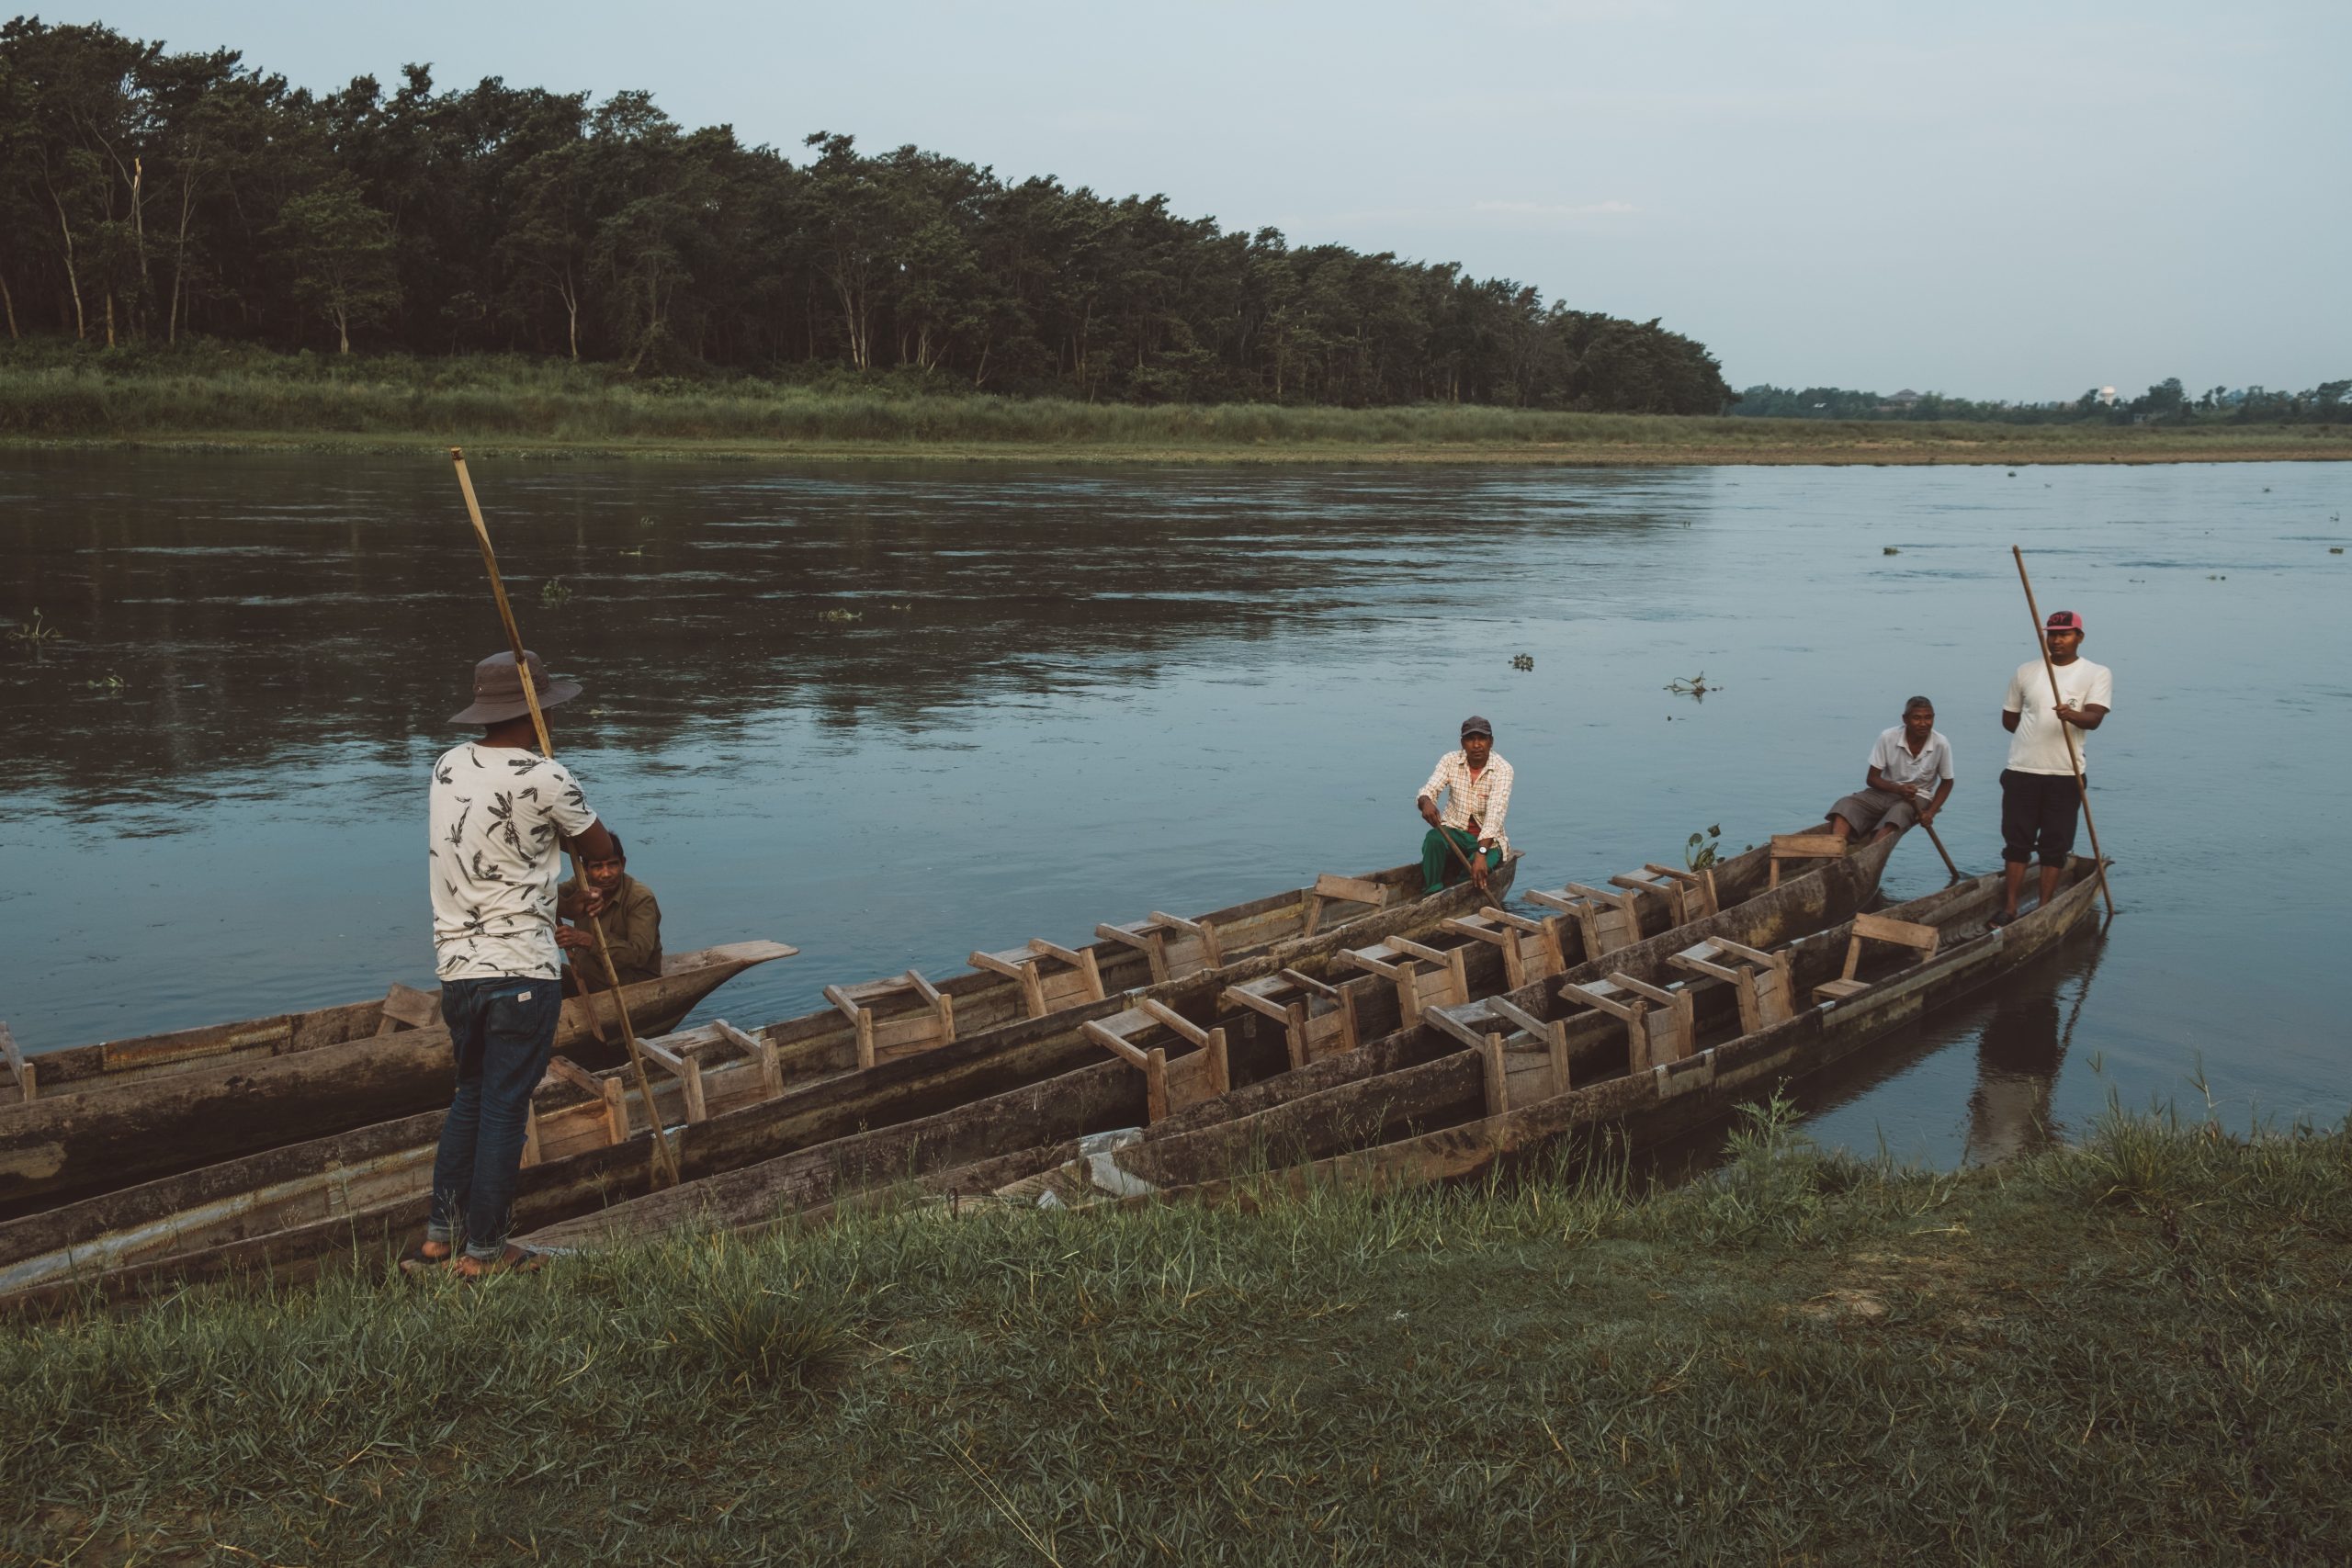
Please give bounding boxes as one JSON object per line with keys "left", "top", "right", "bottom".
{"left": 2044, "top": 610, "right": 2085, "bottom": 634}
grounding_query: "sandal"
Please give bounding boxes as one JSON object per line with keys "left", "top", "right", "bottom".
{"left": 1986, "top": 909, "right": 2018, "bottom": 929}
{"left": 452, "top": 1244, "right": 548, "bottom": 1280}
{"left": 397, "top": 1238, "right": 454, "bottom": 1277}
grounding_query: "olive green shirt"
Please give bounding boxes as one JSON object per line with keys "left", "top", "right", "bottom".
{"left": 556, "top": 872, "right": 663, "bottom": 989}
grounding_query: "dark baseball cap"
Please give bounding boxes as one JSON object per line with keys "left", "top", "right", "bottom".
{"left": 1460, "top": 715, "right": 1493, "bottom": 739}
{"left": 2044, "top": 610, "right": 2085, "bottom": 634}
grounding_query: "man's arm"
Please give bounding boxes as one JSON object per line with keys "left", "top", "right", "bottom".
{"left": 2055, "top": 704, "right": 2108, "bottom": 731}
{"left": 1865, "top": 763, "right": 1917, "bottom": 800}
{"left": 601, "top": 884, "right": 662, "bottom": 978}
{"left": 2001, "top": 709, "right": 2020, "bottom": 734}
{"left": 1417, "top": 758, "right": 1450, "bottom": 828}
{"left": 1918, "top": 776, "right": 1953, "bottom": 824}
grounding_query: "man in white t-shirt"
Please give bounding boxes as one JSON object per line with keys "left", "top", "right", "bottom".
{"left": 405, "top": 649, "right": 621, "bottom": 1279}
{"left": 1995, "top": 610, "right": 2112, "bottom": 926}
{"left": 1824, "top": 695, "right": 1953, "bottom": 844}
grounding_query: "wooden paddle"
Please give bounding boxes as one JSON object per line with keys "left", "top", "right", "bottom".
{"left": 451, "top": 448, "right": 680, "bottom": 1189}
{"left": 2012, "top": 545, "right": 2117, "bottom": 921}
{"left": 1917, "top": 812, "right": 1962, "bottom": 882}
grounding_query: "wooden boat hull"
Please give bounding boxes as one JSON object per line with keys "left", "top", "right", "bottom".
{"left": 516, "top": 829, "right": 1894, "bottom": 1251}
{"left": 1039, "top": 859, "right": 2107, "bottom": 1209}
{"left": 0, "top": 855, "right": 1526, "bottom": 1308}
{"left": 0, "top": 942, "right": 796, "bottom": 1218}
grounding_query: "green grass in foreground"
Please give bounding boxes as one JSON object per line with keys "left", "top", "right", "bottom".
{"left": 5, "top": 1105, "right": 2350, "bottom": 1564}
{"left": 1, "top": 347, "right": 2344, "bottom": 463}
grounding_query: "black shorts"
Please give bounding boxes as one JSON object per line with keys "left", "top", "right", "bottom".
{"left": 1999, "top": 769, "right": 2083, "bottom": 866}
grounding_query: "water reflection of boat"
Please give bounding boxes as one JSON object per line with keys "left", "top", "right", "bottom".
{"left": 0, "top": 833, "right": 1896, "bottom": 1312}
{"left": 1962, "top": 939, "right": 2105, "bottom": 1166}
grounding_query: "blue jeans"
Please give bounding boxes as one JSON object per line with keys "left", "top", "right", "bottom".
{"left": 428, "top": 976, "right": 562, "bottom": 1260}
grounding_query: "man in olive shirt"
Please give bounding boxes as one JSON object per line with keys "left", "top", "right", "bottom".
{"left": 558, "top": 833, "right": 663, "bottom": 991}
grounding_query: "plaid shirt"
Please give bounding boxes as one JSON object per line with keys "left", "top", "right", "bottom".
{"left": 1420, "top": 750, "right": 1515, "bottom": 852}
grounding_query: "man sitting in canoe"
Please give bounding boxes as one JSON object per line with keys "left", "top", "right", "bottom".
{"left": 407, "top": 649, "right": 620, "bottom": 1280}
{"left": 1823, "top": 695, "right": 1952, "bottom": 845}
{"left": 558, "top": 833, "right": 662, "bottom": 993}
{"left": 1417, "top": 715, "right": 1512, "bottom": 895}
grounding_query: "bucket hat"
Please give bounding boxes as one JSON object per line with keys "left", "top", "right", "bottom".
{"left": 451, "top": 649, "right": 582, "bottom": 726}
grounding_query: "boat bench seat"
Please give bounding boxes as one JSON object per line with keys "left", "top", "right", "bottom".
{"left": 1223, "top": 967, "right": 1364, "bottom": 1069}
{"left": 1442, "top": 905, "right": 1566, "bottom": 990}
{"left": 524, "top": 1020, "right": 783, "bottom": 1165}
{"left": 1559, "top": 970, "right": 1695, "bottom": 1075}
{"left": 1096, "top": 910, "right": 1225, "bottom": 984}
{"left": 825, "top": 970, "right": 956, "bottom": 1070}
{"left": 1672, "top": 936, "right": 1795, "bottom": 1032}
{"left": 1340, "top": 933, "right": 1471, "bottom": 1025}
{"left": 1525, "top": 882, "right": 1645, "bottom": 963}
{"left": 1301, "top": 872, "right": 1392, "bottom": 938}
{"left": 1611, "top": 863, "right": 1721, "bottom": 927}
{"left": 1769, "top": 833, "right": 1849, "bottom": 889}
{"left": 373, "top": 982, "right": 441, "bottom": 1037}
{"left": 968, "top": 939, "right": 1107, "bottom": 1020}
{"left": 1428, "top": 995, "right": 1574, "bottom": 1114}
{"left": 1082, "top": 999, "right": 1230, "bottom": 1122}
{"left": 1814, "top": 913, "right": 1939, "bottom": 1004}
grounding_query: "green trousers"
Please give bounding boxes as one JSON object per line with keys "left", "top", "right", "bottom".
{"left": 1421, "top": 827, "right": 1502, "bottom": 894}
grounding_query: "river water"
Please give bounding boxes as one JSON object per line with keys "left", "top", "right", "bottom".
{"left": 3, "top": 453, "right": 2345, "bottom": 1165}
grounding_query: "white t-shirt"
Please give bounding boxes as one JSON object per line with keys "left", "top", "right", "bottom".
{"left": 429, "top": 742, "right": 600, "bottom": 980}
{"left": 1868, "top": 726, "right": 1954, "bottom": 796}
{"left": 2003, "top": 658, "right": 2113, "bottom": 775}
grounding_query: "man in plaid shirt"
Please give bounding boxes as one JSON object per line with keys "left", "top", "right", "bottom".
{"left": 1416, "top": 715, "right": 1512, "bottom": 895}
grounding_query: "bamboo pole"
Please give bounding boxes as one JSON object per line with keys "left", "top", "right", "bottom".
{"left": 1917, "top": 815, "right": 1963, "bottom": 882}
{"left": 451, "top": 448, "right": 680, "bottom": 1188}
{"left": 2011, "top": 546, "right": 2116, "bottom": 920}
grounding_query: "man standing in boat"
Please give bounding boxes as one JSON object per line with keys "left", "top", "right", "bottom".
{"left": 559, "top": 833, "right": 662, "bottom": 993}
{"left": 1417, "top": 716, "right": 1512, "bottom": 895}
{"left": 408, "top": 649, "right": 621, "bottom": 1279}
{"left": 1994, "top": 610, "right": 2111, "bottom": 927}
{"left": 1823, "top": 695, "right": 1952, "bottom": 845}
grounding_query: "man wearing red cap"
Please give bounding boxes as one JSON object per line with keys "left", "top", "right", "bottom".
{"left": 1995, "top": 611, "right": 2110, "bottom": 925}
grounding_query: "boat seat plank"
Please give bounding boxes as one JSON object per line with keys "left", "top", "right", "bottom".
{"left": 374, "top": 983, "right": 441, "bottom": 1037}
{"left": 1769, "top": 833, "right": 1849, "bottom": 889}
{"left": 0, "top": 1021, "right": 32, "bottom": 1106}
{"left": 825, "top": 969, "right": 956, "bottom": 1069}
{"left": 968, "top": 938, "right": 1107, "bottom": 1019}
{"left": 1814, "top": 913, "right": 1941, "bottom": 1004}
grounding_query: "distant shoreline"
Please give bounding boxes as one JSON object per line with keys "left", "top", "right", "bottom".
{"left": 7, "top": 431, "right": 2343, "bottom": 467}
{"left": 3, "top": 357, "right": 2342, "bottom": 466}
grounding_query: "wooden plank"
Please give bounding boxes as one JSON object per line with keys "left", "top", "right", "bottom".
{"left": 1340, "top": 944, "right": 1410, "bottom": 981}
{"left": 1387, "top": 935, "right": 1451, "bottom": 965}
{"left": 821, "top": 985, "right": 866, "bottom": 1026}
{"left": 1279, "top": 967, "right": 1340, "bottom": 999}
{"left": 1082, "top": 1019, "right": 1153, "bottom": 1071}
{"left": 1486, "top": 998, "right": 1554, "bottom": 1042}
{"left": 1605, "top": 972, "right": 1680, "bottom": 1008}
{"left": 1426, "top": 1002, "right": 1497, "bottom": 1053}
{"left": 1221, "top": 982, "right": 1297, "bottom": 1026}
{"left": 1770, "top": 833, "right": 1847, "bottom": 856}
{"left": 966, "top": 949, "right": 1030, "bottom": 981}
{"left": 1313, "top": 873, "right": 1389, "bottom": 908}
{"left": 1138, "top": 998, "right": 1210, "bottom": 1049}
{"left": 903, "top": 969, "right": 945, "bottom": 1008}
{"left": 542, "top": 1055, "right": 603, "bottom": 1097}
{"left": 0, "top": 1021, "right": 31, "bottom": 1105}
{"left": 1852, "top": 912, "right": 1940, "bottom": 951}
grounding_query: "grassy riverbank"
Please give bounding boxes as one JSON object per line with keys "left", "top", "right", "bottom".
{"left": 5, "top": 1107, "right": 2347, "bottom": 1563}
{"left": 1, "top": 347, "right": 2342, "bottom": 465}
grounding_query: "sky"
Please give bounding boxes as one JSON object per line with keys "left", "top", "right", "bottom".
{"left": 43, "top": 0, "right": 2351, "bottom": 400}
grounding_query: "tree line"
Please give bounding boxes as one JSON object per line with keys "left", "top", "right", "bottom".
{"left": 1735, "top": 378, "right": 2352, "bottom": 425}
{"left": 0, "top": 17, "right": 1733, "bottom": 413}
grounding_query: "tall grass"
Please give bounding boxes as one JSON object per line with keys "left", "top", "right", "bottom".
{"left": 2, "top": 343, "right": 2342, "bottom": 460}
{"left": 4, "top": 1111, "right": 2348, "bottom": 1562}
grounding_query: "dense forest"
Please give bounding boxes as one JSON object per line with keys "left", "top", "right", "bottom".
{"left": 0, "top": 17, "right": 1733, "bottom": 413}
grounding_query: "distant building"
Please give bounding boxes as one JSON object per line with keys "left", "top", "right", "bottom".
{"left": 2095, "top": 386, "right": 2118, "bottom": 406}
{"left": 1888, "top": 389, "right": 1922, "bottom": 407}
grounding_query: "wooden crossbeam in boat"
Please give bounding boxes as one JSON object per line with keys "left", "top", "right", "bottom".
{"left": 1080, "top": 1004, "right": 1230, "bottom": 1123}
{"left": 1558, "top": 970, "right": 1694, "bottom": 1075}
{"left": 0, "top": 1021, "right": 31, "bottom": 1106}
{"left": 1769, "top": 832, "right": 1847, "bottom": 889}
{"left": 1815, "top": 913, "right": 1941, "bottom": 1004}
{"left": 1221, "top": 967, "right": 1363, "bottom": 1070}
{"left": 373, "top": 982, "right": 440, "bottom": 1037}
{"left": 1302, "top": 872, "right": 1390, "bottom": 937}
{"left": 1672, "top": 936, "right": 1794, "bottom": 1033}
{"left": 1611, "top": 863, "right": 1721, "bottom": 926}
{"left": 824, "top": 969, "right": 956, "bottom": 1070}
{"left": 1340, "top": 933, "right": 1471, "bottom": 1026}
{"left": 1442, "top": 905, "right": 1566, "bottom": 989}
{"left": 968, "top": 938, "right": 1107, "bottom": 1020}
{"left": 1527, "top": 881, "right": 1645, "bottom": 960}
{"left": 1094, "top": 910, "right": 1225, "bottom": 985}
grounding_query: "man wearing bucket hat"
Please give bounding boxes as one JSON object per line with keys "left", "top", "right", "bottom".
{"left": 1417, "top": 716, "right": 1513, "bottom": 895}
{"left": 1994, "top": 610, "right": 2110, "bottom": 927}
{"left": 408, "top": 649, "right": 621, "bottom": 1278}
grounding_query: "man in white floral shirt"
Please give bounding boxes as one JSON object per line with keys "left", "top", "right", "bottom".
{"left": 405, "top": 649, "right": 620, "bottom": 1279}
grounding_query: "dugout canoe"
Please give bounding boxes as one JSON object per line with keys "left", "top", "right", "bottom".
{"left": 0, "top": 942, "right": 797, "bottom": 1218}
{"left": 0, "top": 852, "right": 1520, "bottom": 1305}
{"left": 0, "top": 855, "right": 1479, "bottom": 1223}
{"left": 993, "top": 856, "right": 2108, "bottom": 1211}
{"left": 506, "top": 827, "right": 1894, "bottom": 1254}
